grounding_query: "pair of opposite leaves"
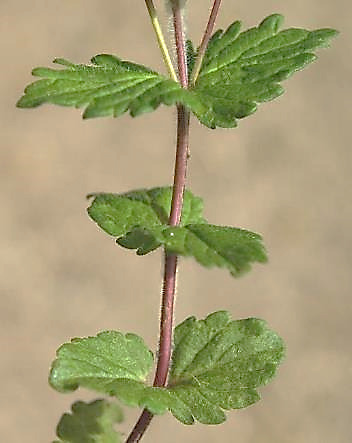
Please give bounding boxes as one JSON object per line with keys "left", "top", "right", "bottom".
{"left": 17, "top": 14, "right": 337, "bottom": 129}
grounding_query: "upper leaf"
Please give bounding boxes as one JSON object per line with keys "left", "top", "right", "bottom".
{"left": 17, "top": 15, "right": 337, "bottom": 129}
{"left": 193, "top": 14, "right": 338, "bottom": 128}
{"left": 49, "top": 331, "right": 153, "bottom": 393}
{"left": 53, "top": 399, "right": 123, "bottom": 443}
{"left": 87, "top": 187, "right": 267, "bottom": 276}
{"left": 16, "top": 54, "right": 204, "bottom": 120}
{"left": 186, "top": 39, "right": 197, "bottom": 82}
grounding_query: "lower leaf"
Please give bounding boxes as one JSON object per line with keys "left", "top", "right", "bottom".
{"left": 53, "top": 399, "right": 123, "bottom": 443}
{"left": 49, "top": 312, "right": 285, "bottom": 426}
{"left": 49, "top": 331, "right": 153, "bottom": 393}
{"left": 140, "top": 312, "right": 284, "bottom": 425}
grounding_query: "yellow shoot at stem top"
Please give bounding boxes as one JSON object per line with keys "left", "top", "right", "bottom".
{"left": 145, "top": 0, "right": 178, "bottom": 82}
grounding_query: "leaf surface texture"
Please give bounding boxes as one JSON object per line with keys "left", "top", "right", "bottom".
{"left": 53, "top": 399, "right": 123, "bottom": 443}
{"left": 139, "top": 311, "right": 285, "bottom": 424}
{"left": 87, "top": 187, "right": 267, "bottom": 276}
{"left": 17, "top": 15, "right": 338, "bottom": 128}
{"left": 49, "top": 313, "right": 285, "bottom": 425}
{"left": 49, "top": 331, "right": 153, "bottom": 393}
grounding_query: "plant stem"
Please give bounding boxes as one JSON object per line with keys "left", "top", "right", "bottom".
{"left": 125, "top": 409, "right": 153, "bottom": 443}
{"left": 153, "top": 252, "right": 178, "bottom": 386}
{"left": 125, "top": 2, "right": 190, "bottom": 443}
{"left": 144, "top": 0, "right": 178, "bottom": 82}
{"left": 190, "top": 0, "right": 223, "bottom": 86}
{"left": 172, "top": 2, "right": 188, "bottom": 88}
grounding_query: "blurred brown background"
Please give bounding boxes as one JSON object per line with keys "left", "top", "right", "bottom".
{"left": 1, "top": 0, "right": 351, "bottom": 442}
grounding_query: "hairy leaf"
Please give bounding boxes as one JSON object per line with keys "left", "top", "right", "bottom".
{"left": 16, "top": 54, "right": 205, "bottom": 120}
{"left": 87, "top": 187, "right": 205, "bottom": 234}
{"left": 17, "top": 15, "right": 337, "bottom": 129}
{"left": 141, "top": 311, "right": 285, "bottom": 424}
{"left": 186, "top": 39, "right": 197, "bottom": 81}
{"left": 103, "top": 312, "right": 285, "bottom": 425}
{"left": 49, "top": 331, "right": 153, "bottom": 393}
{"left": 49, "top": 313, "right": 284, "bottom": 425}
{"left": 193, "top": 14, "right": 338, "bottom": 128}
{"left": 160, "top": 224, "right": 267, "bottom": 276}
{"left": 87, "top": 187, "right": 267, "bottom": 276}
{"left": 53, "top": 399, "right": 123, "bottom": 443}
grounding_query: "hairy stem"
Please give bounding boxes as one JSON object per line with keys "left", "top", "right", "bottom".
{"left": 125, "top": 3, "right": 190, "bottom": 442}
{"left": 190, "top": 0, "right": 223, "bottom": 86}
{"left": 153, "top": 252, "right": 178, "bottom": 386}
{"left": 172, "top": 2, "right": 188, "bottom": 88}
{"left": 144, "top": 0, "right": 178, "bottom": 82}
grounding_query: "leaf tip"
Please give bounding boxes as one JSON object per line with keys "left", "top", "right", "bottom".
{"left": 53, "top": 58, "right": 75, "bottom": 67}
{"left": 16, "top": 96, "right": 27, "bottom": 108}
{"left": 49, "top": 360, "right": 78, "bottom": 394}
{"left": 260, "top": 13, "right": 285, "bottom": 33}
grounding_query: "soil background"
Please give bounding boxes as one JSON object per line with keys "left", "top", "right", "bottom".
{"left": 1, "top": 1, "right": 351, "bottom": 442}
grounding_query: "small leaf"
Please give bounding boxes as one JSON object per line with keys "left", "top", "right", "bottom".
{"left": 54, "top": 399, "right": 123, "bottom": 443}
{"left": 49, "top": 331, "right": 153, "bottom": 394}
{"left": 87, "top": 187, "right": 205, "bottom": 235}
{"left": 161, "top": 224, "right": 267, "bottom": 276}
{"left": 193, "top": 14, "right": 338, "bottom": 128}
{"left": 144, "top": 311, "right": 285, "bottom": 424}
{"left": 87, "top": 187, "right": 267, "bottom": 276}
{"left": 186, "top": 39, "right": 197, "bottom": 81}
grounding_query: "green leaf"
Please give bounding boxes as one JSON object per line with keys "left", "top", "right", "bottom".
{"left": 17, "top": 15, "right": 337, "bottom": 129}
{"left": 160, "top": 224, "right": 267, "bottom": 276}
{"left": 105, "top": 312, "right": 285, "bottom": 424}
{"left": 16, "top": 54, "right": 204, "bottom": 120}
{"left": 193, "top": 14, "right": 338, "bottom": 128}
{"left": 142, "top": 311, "right": 285, "bottom": 425}
{"left": 186, "top": 39, "right": 197, "bottom": 81}
{"left": 87, "top": 187, "right": 205, "bottom": 234}
{"left": 49, "top": 313, "right": 285, "bottom": 425}
{"left": 54, "top": 399, "right": 123, "bottom": 443}
{"left": 87, "top": 187, "right": 267, "bottom": 276}
{"left": 49, "top": 331, "right": 153, "bottom": 393}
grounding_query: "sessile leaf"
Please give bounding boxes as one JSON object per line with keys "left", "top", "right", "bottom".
{"left": 160, "top": 224, "right": 267, "bottom": 276}
{"left": 49, "top": 312, "right": 285, "bottom": 425}
{"left": 87, "top": 187, "right": 267, "bottom": 276}
{"left": 193, "top": 14, "right": 338, "bottom": 128}
{"left": 137, "top": 311, "right": 285, "bottom": 424}
{"left": 53, "top": 399, "right": 123, "bottom": 443}
{"left": 16, "top": 54, "right": 205, "bottom": 121}
{"left": 49, "top": 331, "right": 153, "bottom": 394}
{"left": 164, "top": 311, "right": 285, "bottom": 423}
{"left": 17, "top": 15, "right": 337, "bottom": 129}
{"left": 87, "top": 187, "right": 205, "bottom": 235}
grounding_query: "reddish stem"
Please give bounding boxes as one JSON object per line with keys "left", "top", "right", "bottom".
{"left": 191, "top": 0, "right": 223, "bottom": 85}
{"left": 172, "top": 4, "right": 188, "bottom": 88}
{"left": 153, "top": 252, "right": 178, "bottom": 386}
{"left": 125, "top": 3, "right": 190, "bottom": 443}
{"left": 125, "top": 410, "right": 153, "bottom": 443}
